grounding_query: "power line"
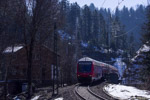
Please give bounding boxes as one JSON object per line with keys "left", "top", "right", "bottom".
{"left": 112, "top": 0, "right": 125, "bottom": 13}
{"left": 114, "top": 24, "right": 139, "bottom": 38}
{"left": 110, "top": 0, "right": 126, "bottom": 38}
{"left": 114, "top": 17, "right": 145, "bottom": 38}
{"left": 148, "top": 0, "right": 150, "bottom": 5}
{"left": 101, "top": 0, "right": 107, "bottom": 7}
{"left": 118, "top": 0, "right": 120, "bottom": 5}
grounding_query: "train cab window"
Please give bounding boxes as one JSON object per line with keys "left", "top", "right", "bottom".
{"left": 78, "top": 62, "right": 92, "bottom": 73}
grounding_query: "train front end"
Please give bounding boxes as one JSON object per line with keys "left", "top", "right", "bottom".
{"left": 77, "top": 61, "right": 93, "bottom": 83}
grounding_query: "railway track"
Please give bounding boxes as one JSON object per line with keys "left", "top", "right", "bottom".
{"left": 75, "top": 83, "right": 113, "bottom": 100}
{"left": 89, "top": 82, "right": 117, "bottom": 100}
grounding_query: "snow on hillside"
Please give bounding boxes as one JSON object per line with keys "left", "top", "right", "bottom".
{"left": 81, "top": 41, "right": 88, "bottom": 48}
{"left": 58, "top": 30, "right": 71, "bottom": 40}
{"left": 137, "top": 44, "right": 150, "bottom": 54}
{"left": 114, "top": 58, "right": 126, "bottom": 80}
{"left": 104, "top": 84, "right": 150, "bottom": 99}
{"left": 54, "top": 97, "right": 63, "bottom": 100}
{"left": 132, "top": 43, "right": 150, "bottom": 62}
{"left": 31, "top": 95, "right": 40, "bottom": 100}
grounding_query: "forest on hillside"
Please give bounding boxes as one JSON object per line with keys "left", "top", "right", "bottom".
{"left": 59, "top": 0, "right": 146, "bottom": 61}
{"left": 59, "top": 0, "right": 150, "bottom": 90}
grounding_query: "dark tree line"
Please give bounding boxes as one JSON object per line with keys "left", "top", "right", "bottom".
{"left": 59, "top": 1, "right": 146, "bottom": 61}
{"left": 126, "top": 5, "right": 150, "bottom": 89}
{"left": 0, "top": 0, "right": 61, "bottom": 99}
{"left": 138, "top": 5, "right": 150, "bottom": 89}
{"left": 59, "top": 1, "right": 147, "bottom": 88}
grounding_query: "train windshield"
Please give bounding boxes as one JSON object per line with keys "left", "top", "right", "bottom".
{"left": 78, "top": 62, "right": 92, "bottom": 73}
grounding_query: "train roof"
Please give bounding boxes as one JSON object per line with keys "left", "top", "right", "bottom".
{"left": 78, "top": 57, "right": 118, "bottom": 71}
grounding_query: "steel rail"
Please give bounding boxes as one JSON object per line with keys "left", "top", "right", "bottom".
{"left": 87, "top": 85, "right": 108, "bottom": 100}
{"left": 75, "top": 84, "right": 86, "bottom": 100}
{"left": 75, "top": 83, "right": 110, "bottom": 100}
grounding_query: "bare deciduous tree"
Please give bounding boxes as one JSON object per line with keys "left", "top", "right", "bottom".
{"left": 20, "top": 0, "right": 60, "bottom": 98}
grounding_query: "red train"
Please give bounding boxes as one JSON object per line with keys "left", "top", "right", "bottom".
{"left": 77, "top": 57, "right": 119, "bottom": 83}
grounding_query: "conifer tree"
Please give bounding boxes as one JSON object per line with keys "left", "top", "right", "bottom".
{"left": 81, "top": 5, "right": 92, "bottom": 42}
{"left": 91, "top": 10, "right": 99, "bottom": 45}
{"left": 140, "top": 6, "right": 150, "bottom": 89}
{"left": 98, "top": 13, "right": 107, "bottom": 47}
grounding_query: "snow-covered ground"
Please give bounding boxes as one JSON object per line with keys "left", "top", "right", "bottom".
{"left": 31, "top": 95, "right": 40, "bottom": 100}
{"left": 104, "top": 84, "right": 150, "bottom": 99}
{"left": 54, "top": 97, "right": 63, "bottom": 100}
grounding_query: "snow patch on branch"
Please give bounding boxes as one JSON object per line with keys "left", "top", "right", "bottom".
{"left": 131, "top": 43, "right": 150, "bottom": 62}
{"left": 81, "top": 41, "right": 88, "bottom": 48}
{"left": 137, "top": 44, "right": 150, "bottom": 54}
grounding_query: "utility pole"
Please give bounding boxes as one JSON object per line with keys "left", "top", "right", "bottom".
{"left": 52, "top": 22, "right": 59, "bottom": 96}
{"left": 111, "top": 20, "right": 120, "bottom": 49}
{"left": 74, "top": 17, "right": 79, "bottom": 62}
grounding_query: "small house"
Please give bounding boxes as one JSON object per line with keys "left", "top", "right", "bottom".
{"left": 0, "top": 44, "right": 60, "bottom": 94}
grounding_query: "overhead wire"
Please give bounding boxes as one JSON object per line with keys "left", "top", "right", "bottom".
{"left": 111, "top": 0, "right": 139, "bottom": 38}
{"left": 100, "top": 0, "right": 142, "bottom": 38}
{"left": 112, "top": 0, "right": 125, "bottom": 13}
{"left": 112, "top": 0, "right": 146, "bottom": 38}
{"left": 114, "top": 24, "right": 139, "bottom": 37}
{"left": 101, "top": 0, "right": 107, "bottom": 8}
{"left": 110, "top": 0, "right": 125, "bottom": 38}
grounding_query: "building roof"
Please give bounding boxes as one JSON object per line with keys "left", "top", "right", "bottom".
{"left": 3, "top": 44, "right": 60, "bottom": 56}
{"left": 3, "top": 45, "right": 24, "bottom": 53}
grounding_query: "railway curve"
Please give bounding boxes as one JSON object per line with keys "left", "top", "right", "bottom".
{"left": 75, "top": 82, "right": 116, "bottom": 100}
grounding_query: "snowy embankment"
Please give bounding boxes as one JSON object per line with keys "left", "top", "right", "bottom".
{"left": 31, "top": 95, "right": 40, "bottom": 100}
{"left": 104, "top": 84, "right": 150, "bottom": 99}
{"left": 131, "top": 43, "right": 150, "bottom": 62}
{"left": 31, "top": 96, "right": 63, "bottom": 100}
{"left": 54, "top": 97, "right": 63, "bottom": 100}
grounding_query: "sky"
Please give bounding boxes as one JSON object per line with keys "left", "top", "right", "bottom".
{"left": 69, "top": 0, "right": 148, "bottom": 10}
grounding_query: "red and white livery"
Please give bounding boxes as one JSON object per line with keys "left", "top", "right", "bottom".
{"left": 77, "top": 57, "right": 119, "bottom": 83}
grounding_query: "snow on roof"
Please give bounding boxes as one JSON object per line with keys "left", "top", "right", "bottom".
{"left": 104, "top": 84, "right": 150, "bottom": 99}
{"left": 3, "top": 45, "right": 24, "bottom": 53}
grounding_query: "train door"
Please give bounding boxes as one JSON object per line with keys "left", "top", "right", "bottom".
{"left": 98, "top": 67, "right": 102, "bottom": 79}
{"left": 93, "top": 66, "right": 102, "bottom": 80}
